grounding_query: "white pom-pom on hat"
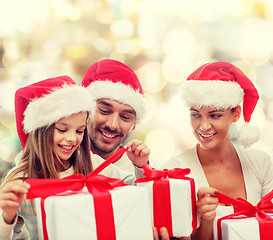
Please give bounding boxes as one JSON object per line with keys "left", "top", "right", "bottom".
{"left": 237, "top": 124, "right": 260, "bottom": 148}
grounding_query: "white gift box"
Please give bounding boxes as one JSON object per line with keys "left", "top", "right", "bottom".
{"left": 35, "top": 186, "right": 153, "bottom": 240}
{"left": 213, "top": 214, "right": 273, "bottom": 240}
{"left": 137, "top": 176, "right": 198, "bottom": 238}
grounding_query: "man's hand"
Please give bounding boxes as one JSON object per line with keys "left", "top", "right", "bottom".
{"left": 153, "top": 227, "right": 188, "bottom": 240}
{"left": 125, "top": 140, "right": 150, "bottom": 168}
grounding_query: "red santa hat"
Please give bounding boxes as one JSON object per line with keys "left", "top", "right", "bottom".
{"left": 81, "top": 59, "right": 146, "bottom": 123}
{"left": 15, "top": 75, "right": 95, "bottom": 149}
{"left": 180, "top": 61, "right": 260, "bottom": 147}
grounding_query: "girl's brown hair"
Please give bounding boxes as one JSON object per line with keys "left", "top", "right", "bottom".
{"left": 4, "top": 115, "right": 93, "bottom": 184}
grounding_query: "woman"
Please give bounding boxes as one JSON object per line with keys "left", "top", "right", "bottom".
{"left": 159, "top": 62, "right": 273, "bottom": 240}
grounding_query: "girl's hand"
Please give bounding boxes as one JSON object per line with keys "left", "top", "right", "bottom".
{"left": 0, "top": 181, "right": 30, "bottom": 224}
{"left": 125, "top": 140, "right": 150, "bottom": 168}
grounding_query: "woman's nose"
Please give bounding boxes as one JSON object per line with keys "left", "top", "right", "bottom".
{"left": 200, "top": 118, "right": 211, "bottom": 131}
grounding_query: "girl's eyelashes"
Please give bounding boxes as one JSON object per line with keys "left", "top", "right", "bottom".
{"left": 76, "top": 130, "right": 84, "bottom": 134}
{"left": 56, "top": 128, "right": 66, "bottom": 133}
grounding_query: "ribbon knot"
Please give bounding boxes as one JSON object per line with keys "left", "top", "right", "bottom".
{"left": 26, "top": 173, "right": 126, "bottom": 199}
{"left": 135, "top": 165, "right": 191, "bottom": 183}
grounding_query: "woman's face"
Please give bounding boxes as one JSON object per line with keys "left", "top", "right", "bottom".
{"left": 190, "top": 106, "right": 240, "bottom": 151}
{"left": 53, "top": 112, "right": 88, "bottom": 167}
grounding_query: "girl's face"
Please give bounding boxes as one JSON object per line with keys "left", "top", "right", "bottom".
{"left": 53, "top": 112, "right": 88, "bottom": 167}
{"left": 190, "top": 106, "right": 240, "bottom": 151}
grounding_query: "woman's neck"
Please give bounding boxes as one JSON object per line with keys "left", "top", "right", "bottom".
{"left": 196, "top": 142, "right": 237, "bottom": 165}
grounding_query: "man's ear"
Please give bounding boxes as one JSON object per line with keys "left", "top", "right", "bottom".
{"left": 233, "top": 106, "right": 241, "bottom": 123}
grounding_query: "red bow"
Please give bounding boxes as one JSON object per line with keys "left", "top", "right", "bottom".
{"left": 135, "top": 165, "right": 196, "bottom": 238}
{"left": 217, "top": 191, "right": 273, "bottom": 222}
{"left": 217, "top": 190, "right": 273, "bottom": 240}
{"left": 135, "top": 165, "right": 191, "bottom": 183}
{"left": 26, "top": 173, "right": 126, "bottom": 199}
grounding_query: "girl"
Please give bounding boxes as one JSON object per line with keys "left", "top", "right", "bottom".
{"left": 0, "top": 76, "right": 94, "bottom": 239}
{"left": 0, "top": 76, "right": 148, "bottom": 239}
{"left": 159, "top": 62, "right": 273, "bottom": 240}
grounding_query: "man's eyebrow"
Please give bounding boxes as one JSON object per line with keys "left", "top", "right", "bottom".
{"left": 97, "top": 100, "right": 112, "bottom": 107}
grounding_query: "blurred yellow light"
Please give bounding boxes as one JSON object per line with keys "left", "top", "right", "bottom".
{"left": 115, "top": 39, "right": 135, "bottom": 54}
{"left": 120, "top": 0, "right": 140, "bottom": 15}
{"left": 162, "top": 55, "right": 193, "bottom": 83}
{"left": 145, "top": 129, "right": 175, "bottom": 167}
{"left": 240, "top": 17, "right": 273, "bottom": 65}
{"left": 142, "top": 93, "right": 157, "bottom": 123}
{"left": 64, "top": 45, "right": 88, "bottom": 60}
{"left": 111, "top": 19, "right": 134, "bottom": 38}
{"left": 163, "top": 29, "right": 195, "bottom": 55}
{"left": 136, "top": 62, "right": 167, "bottom": 93}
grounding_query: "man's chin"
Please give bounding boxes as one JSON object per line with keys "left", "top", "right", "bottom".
{"left": 97, "top": 143, "right": 120, "bottom": 154}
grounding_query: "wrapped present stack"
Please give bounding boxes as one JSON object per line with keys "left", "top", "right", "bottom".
{"left": 135, "top": 165, "right": 199, "bottom": 238}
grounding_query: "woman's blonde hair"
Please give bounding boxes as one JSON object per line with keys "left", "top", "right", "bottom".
{"left": 4, "top": 117, "right": 93, "bottom": 184}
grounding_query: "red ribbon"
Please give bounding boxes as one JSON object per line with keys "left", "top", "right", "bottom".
{"left": 135, "top": 165, "right": 197, "bottom": 238}
{"left": 26, "top": 146, "right": 129, "bottom": 240}
{"left": 217, "top": 190, "right": 273, "bottom": 240}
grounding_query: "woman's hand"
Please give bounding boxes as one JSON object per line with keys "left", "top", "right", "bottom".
{"left": 196, "top": 187, "right": 218, "bottom": 222}
{"left": 0, "top": 181, "right": 30, "bottom": 224}
{"left": 191, "top": 187, "right": 218, "bottom": 240}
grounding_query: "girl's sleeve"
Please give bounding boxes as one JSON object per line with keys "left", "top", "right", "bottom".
{"left": 0, "top": 209, "right": 16, "bottom": 240}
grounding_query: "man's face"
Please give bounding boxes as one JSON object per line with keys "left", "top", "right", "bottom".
{"left": 89, "top": 98, "right": 136, "bottom": 157}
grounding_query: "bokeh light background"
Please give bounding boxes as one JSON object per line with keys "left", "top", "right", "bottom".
{"left": 1, "top": 0, "right": 273, "bottom": 178}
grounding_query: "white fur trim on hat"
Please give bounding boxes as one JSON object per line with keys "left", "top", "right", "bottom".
{"left": 180, "top": 80, "right": 244, "bottom": 108}
{"left": 237, "top": 123, "right": 260, "bottom": 148}
{"left": 86, "top": 80, "right": 146, "bottom": 123}
{"left": 23, "top": 85, "right": 94, "bottom": 133}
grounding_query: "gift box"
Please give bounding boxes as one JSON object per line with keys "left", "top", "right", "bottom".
{"left": 27, "top": 174, "right": 153, "bottom": 240}
{"left": 135, "top": 165, "right": 198, "bottom": 238}
{"left": 213, "top": 191, "right": 273, "bottom": 240}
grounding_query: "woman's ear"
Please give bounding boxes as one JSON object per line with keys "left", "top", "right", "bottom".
{"left": 233, "top": 106, "right": 241, "bottom": 123}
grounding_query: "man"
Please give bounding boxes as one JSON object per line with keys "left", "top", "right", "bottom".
{"left": 81, "top": 59, "right": 149, "bottom": 172}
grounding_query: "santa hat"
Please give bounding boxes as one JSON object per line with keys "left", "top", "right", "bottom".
{"left": 15, "top": 75, "right": 95, "bottom": 149}
{"left": 81, "top": 59, "right": 146, "bottom": 123}
{"left": 180, "top": 62, "right": 260, "bottom": 147}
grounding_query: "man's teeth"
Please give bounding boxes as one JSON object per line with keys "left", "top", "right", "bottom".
{"left": 200, "top": 133, "right": 215, "bottom": 138}
{"left": 102, "top": 131, "right": 116, "bottom": 138}
{"left": 61, "top": 145, "right": 73, "bottom": 150}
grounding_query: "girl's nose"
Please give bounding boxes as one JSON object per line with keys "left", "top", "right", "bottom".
{"left": 66, "top": 132, "right": 77, "bottom": 143}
